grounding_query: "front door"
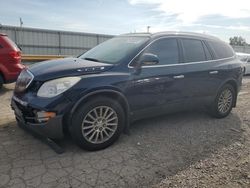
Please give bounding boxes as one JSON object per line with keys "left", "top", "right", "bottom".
{"left": 129, "top": 38, "right": 188, "bottom": 118}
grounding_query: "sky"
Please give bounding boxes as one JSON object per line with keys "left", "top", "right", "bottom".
{"left": 0, "top": 0, "right": 250, "bottom": 42}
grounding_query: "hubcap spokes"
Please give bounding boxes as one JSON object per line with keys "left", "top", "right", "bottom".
{"left": 82, "top": 106, "right": 118, "bottom": 144}
{"left": 218, "top": 89, "right": 233, "bottom": 114}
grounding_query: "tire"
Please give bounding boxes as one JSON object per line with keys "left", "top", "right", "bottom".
{"left": 0, "top": 75, "right": 3, "bottom": 89}
{"left": 70, "top": 96, "right": 125, "bottom": 151}
{"left": 209, "top": 84, "right": 236, "bottom": 118}
{"left": 243, "top": 67, "right": 247, "bottom": 75}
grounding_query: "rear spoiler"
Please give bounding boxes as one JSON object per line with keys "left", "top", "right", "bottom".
{"left": 0, "top": 33, "right": 7, "bottom": 36}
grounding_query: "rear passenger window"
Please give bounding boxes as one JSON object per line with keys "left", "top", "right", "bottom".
{"left": 182, "top": 39, "right": 206, "bottom": 63}
{"left": 207, "top": 41, "right": 234, "bottom": 59}
{"left": 143, "top": 38, "right": 179, "bottom": 65}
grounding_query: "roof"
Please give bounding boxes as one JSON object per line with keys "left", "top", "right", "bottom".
{"left": 120, "top": 33, "right": 151, "bottom": 37}
{"left": 121, "top": 31, "right": 221, "bottom": 41}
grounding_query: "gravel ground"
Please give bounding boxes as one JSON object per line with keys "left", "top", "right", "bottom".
{"left": 155, "top": 77, "right": 250, "bottom": 188}
{"left": 0, "top": 77, "right": 249, "bottom": 188}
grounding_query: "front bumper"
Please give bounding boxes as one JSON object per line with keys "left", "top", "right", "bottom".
{"left": 11, "top": 96, "right": 64, "bottom": 139}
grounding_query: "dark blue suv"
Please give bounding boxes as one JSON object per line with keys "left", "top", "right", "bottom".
{"left": 11, "top": 32, "right": 243, "bottom": 150}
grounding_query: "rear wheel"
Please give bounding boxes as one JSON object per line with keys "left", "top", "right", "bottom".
{"left": 209, "top": 84, "right": 235, "bottom": 118}
{"left": 70, "top": 97, "right": 125, "bottom": 151}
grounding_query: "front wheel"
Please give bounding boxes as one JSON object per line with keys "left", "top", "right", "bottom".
{"left": 209, "top": 84, "right": 235, "bottom": 118}
{"left": 70, "top": 97, "right": 125, "bottom": 151}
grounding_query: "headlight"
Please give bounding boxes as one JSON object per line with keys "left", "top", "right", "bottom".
{"left": 37, "top": 77, "right": 81, "bottom": 98}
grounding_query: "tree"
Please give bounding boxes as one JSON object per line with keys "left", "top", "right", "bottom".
{"left": 229, "top": 36, "right": 248, "bottom": 46}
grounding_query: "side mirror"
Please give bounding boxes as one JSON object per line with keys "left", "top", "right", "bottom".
{"left": 138, "top": 53, "right": 159, "bottom": 66}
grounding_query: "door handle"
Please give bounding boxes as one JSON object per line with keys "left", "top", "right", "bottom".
{"left": 173, "top": 75, "right": 184, "bottom": 79}
{"left": 209, "top": 70, "right": 218, "bottom": 74}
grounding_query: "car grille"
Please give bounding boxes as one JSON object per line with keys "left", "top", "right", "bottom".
{"left": 12, "top": 99, "right": 37, "bottom": 123}
{"left": 15, "top": 69, "right": 34, "bottom": 92}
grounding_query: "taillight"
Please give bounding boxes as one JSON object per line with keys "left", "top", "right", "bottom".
{"left": 9, "top": 51, "right": 21, "bottom": 61}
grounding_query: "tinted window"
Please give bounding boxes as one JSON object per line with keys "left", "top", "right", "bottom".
{"left": 143, "top": 38, "right": 179, "bottom": 65}
{"left": 182, "top": 39, "right": 206, "bottom": 62}
{"left": 208, "top": 41, "right": 234, "bottom": 59}
{"left": 203, "top": 42, "right": 212, "bottom": 60}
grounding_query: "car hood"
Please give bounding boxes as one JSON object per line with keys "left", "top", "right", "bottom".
{"left": 29, "top": 58, "right": 114, "bottom": 81}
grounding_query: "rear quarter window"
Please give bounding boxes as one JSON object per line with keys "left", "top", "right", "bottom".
{"left": 207, "top": 40, "right": 234, "bottom": 59}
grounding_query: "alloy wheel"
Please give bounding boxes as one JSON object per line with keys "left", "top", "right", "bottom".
{"left": 217, "top": 88, "right": 233, "bottom": 114}
{"left": 81, "top": 106, "right": 118, "bottom": 144}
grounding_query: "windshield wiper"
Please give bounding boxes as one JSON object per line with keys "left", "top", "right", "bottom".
{"left": 84, "top": 57, "right": 101, "bottom": 62}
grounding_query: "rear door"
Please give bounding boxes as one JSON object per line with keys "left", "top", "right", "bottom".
{"left": 180, "top": 38, "right": 215, "bottom": 103}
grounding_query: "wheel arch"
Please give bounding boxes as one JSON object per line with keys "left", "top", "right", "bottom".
{"left": 218, "top": 79, "right": 238, "bottom": 107}
{"left": 68, "top": 89, "right": 130, "bottom": 132}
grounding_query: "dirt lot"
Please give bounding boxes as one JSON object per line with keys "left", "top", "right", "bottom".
{"left": 156, "top": 77, "right": 250, "bottom": 188}
{"left": 0, "top": 77, "right": 249, "bottom": 188}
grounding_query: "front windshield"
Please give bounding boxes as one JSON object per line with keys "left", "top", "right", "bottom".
{"left": 79, "top": 36, "right": 149, "bottom": 64}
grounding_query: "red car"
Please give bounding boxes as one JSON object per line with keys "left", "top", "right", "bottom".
{"left": 0, "top": 33, "right": 25, "bottom": 88}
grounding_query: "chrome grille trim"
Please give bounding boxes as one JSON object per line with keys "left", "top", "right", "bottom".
{"left": 13, "top": 96, "right": 28, "bottom": 106}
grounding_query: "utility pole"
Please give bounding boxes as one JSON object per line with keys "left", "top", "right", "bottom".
{"left": 19, "top": 17, "right": 23, "bottom": 28}
{"left": 19, "top": 17, "right": 24, "bottom": 51}
{"left": 147, "top": 26, "right": 150, "bottom": 33}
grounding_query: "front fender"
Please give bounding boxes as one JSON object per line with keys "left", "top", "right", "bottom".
{"left": 68, "top": 88, "right": 131, "bottom": 133}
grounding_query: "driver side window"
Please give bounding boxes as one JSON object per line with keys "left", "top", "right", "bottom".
{"left": 143, "top": 38, "right": 179, "bottom": 65}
